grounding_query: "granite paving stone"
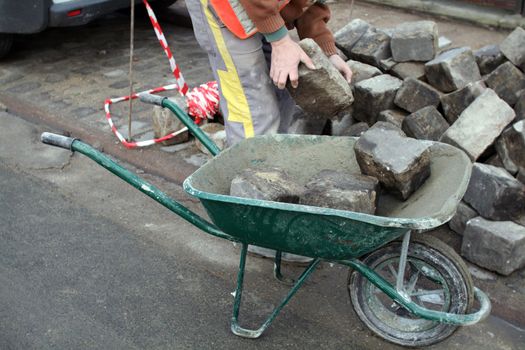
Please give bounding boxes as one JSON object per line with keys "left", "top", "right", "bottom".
{"left": 354, "top": 123, "right": 430, "bottom": 200}
{"left": 425, "top": 47, "right": 482, "bottom": 93}
{"left": 440, "top": 89, "right": 515, "bottom": 160}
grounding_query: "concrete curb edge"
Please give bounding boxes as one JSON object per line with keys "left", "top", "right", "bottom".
{"left": 360, "top": 0, "right": 525, "bottom": 30}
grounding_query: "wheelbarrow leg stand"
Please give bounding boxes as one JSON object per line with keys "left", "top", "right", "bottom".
{"left": 273, "top": 251, "right": 295, "bottom": 286}
{"left": 231, "top": 243, "right": 321, "bottom": 338}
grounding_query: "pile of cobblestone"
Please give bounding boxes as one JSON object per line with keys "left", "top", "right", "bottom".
{"left": 329, "top": 21, "right": 525, "bottom": 276}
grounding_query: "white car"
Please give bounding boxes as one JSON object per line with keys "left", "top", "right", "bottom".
{"left": 0, "top": 0, "right": 177, "bottom": 58}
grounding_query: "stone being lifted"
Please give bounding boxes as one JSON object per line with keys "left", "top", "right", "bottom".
{"left": 288, "top": 39, "right": 354, "bottom": 120}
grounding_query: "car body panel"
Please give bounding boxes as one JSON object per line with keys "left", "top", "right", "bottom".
{"left": 0, "top": 0, "right": 142, "bottom": 34}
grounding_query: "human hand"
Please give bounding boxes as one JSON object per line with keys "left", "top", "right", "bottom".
{"left": 270, "top": 34, "right": 316, "bottom": 89}
{"left": 329, "top": 54, "right": 352, "bottom": 83}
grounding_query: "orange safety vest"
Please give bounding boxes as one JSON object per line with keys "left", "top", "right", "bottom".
{"left": 209, "top": 0, "right": 290, "bottom": 39}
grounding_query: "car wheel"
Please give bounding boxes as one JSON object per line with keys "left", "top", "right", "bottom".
{"left": 0, "top": 33, "right": 14, "bottom": 59}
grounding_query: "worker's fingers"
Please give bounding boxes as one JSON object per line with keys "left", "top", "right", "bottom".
{"left": 342, "top": 66, "right": 353, "bottom": 83}
{"left": 328, "top": 54, "right": 352, "bottom": 84}
{"left": 277, "top": 70, "right": 288, "bottom": 90}
{"left": 289, "top": 67, "right": 299, "bottom": 88}
{"left": 271, "top": 69, "right": 280, "bottom": 87}
{"left": 300, "top": 52, "right": 316, "bottom": 70}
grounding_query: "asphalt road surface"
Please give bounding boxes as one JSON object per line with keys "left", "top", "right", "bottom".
{"left": 1, "top": 114, "right": 524, "bottom": 349}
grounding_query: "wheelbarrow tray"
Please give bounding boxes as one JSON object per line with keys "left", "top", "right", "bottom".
{"left": 184, "top": 134, "right": 472, "bottom": 261}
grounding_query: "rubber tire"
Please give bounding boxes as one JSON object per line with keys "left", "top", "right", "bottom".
{"left": 0, "top": 34, "right": 14, "bottom": 59}
{"left": 348, "top": 235, "right": 474, "bottom": 347}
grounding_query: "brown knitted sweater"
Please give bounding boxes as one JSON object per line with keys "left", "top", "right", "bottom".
{"left": 237, "top": 0, "right": 337, "bottom": 55}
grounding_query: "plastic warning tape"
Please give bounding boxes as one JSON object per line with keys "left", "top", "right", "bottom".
{"left": 104, "top": 0, "right": 219, "bottom": 149}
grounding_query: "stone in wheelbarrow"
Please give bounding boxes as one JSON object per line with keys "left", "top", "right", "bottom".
{"left": 354, "top": 124, "right": 431, "bottom": 200}
{"left": 230, "top": 167, "right": 304, "bottom": 203}
{"left": 299, "top": 170, "right": 379, "bottom": 214}
{"left": 288, "top": 39, "right": 354, "bottom": 120}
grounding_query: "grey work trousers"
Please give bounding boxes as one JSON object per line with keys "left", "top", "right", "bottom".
{"left": 185, "top": 0, "right": 298, "bottom": 146}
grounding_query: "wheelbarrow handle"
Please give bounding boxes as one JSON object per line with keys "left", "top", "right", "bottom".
{"left": 138, "top": 93, "right": 166, "bottom": 106}
{"left": 41, "top": 132, "right": 77, "bottom": 150}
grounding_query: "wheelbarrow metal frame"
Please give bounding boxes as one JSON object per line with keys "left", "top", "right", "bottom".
{"left": 40, "top": 96, "right": 491, "bottom": 339}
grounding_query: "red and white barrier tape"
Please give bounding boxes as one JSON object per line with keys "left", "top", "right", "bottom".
{"left": 187, "top": 81, "right": 220, "bottom": 122}
{"left": 104, "top": 0, "right": 220, "bottom": 149}
{"left": 143, "top": 0, "right": 188, "bottom": 96}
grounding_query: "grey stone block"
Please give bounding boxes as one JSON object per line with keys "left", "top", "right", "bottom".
{"left": 463, "top": 163, "right": 525, "bottom": 225}
{"left": 300, "top": 170, "right": 379, "bottom": 214}
{"left": 378, "top": 27, "right": 395, "bottom": 38}
{"left": 394, "top": 78, "right": 441, "bottom": 113}
{"left": 354, "top": 125, "right": 431, "bottom": 200}
{"left": 350, "top": 29, "right": 392, "bottom": 68}
{"left": 500, "top": 26, "right": 525, "bottom": 72}
{"left": 449, "top": 201, "right": 478, "bottom": 235}
{"left": 425, "top": 47, "right": 482, "bottom": 93}
{"left": 390, "top": 61, "right": 426, "bottom": 80}
{"left": 402, "top": 106, "right": 449, "bottom": 141}
{"left": 335, "top": 19, "right": 371, "bottom": 57}
{"left": 484, "top": 61, "right": 525, "bottom": 106}
{"left": 438, "top": 36, "right": 452, "bottom": 50}
{"left": 440, "top": 81, "right": 486, "bottom": 124}
{"left": 515, "top": 89, "right": 525, "bottom": 121}
{"left": 379, "top": 57, "right": 397, "bottom": 72}
{"left": 496, "top": 120, "right": 525, "bottom": 174}
{"left": 346, "top": 122, "right": 370, "bottom": 137}
{"left": 474, "top": 45, "right": 507, "bottom": 75}
{"left": 230, "top": 167, "right": 304, "bottom": 203}
{"left": 288, "top": 118, "right": 328, "bottom": 135}
{"left": 152, "top": 104, "right": 189, "bottom": 146}
{"left": 195, "top": 123, "right": 226, "bottom": 155}
{"left": 378, "top": 109, "right": 408, "bottom": 128}
{"left": 331, "top": 112, "right": 355, "bottom": 136}
{"left": 462, "top": 217, "right": 525, "bottom": 276}
{"left": 485, "top": 153, "right": 505, "bottom": 168}
{"left": 518, "top": 168, "right": 525, "bottom": 184}
{"left": 346, "top": 60, "right": 382, "bottom": 85}
{"left": 440, "top": 89, "right": 516, "bottom": 161}
{"left": 369, "top": 120, "right": 406, "bottom": 135}
{"left": 391, "top": 21, "right": 438, "bottom": 62}
{"left": 289, "top": 39, "right": 354, "bottom": 119}
{"left": 353, "top": 74, "right": 403, "bottom": 125}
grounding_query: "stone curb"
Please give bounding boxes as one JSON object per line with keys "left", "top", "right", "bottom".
{"left": 360, "top": 0, "right": 525, "bottom": 30}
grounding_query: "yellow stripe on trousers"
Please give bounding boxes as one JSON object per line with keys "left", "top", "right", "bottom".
{"left": 201, "top": 0, "right": 254, "bottom": 138}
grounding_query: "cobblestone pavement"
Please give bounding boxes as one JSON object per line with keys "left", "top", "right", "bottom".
{"left": 0, "top": 1, "right": 510, "bottom": 170}
{"left": 0, "top": 0, "right": 523, "bottom": 341}
{"left": 0, "top": 0, "right": 512, "bottom": 178}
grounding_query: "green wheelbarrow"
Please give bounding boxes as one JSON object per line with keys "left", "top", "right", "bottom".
{"left": 41, "top": 94, "right": 491, "bottom": 347}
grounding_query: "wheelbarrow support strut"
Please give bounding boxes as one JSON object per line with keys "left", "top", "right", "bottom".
{"left": 231, "top": 244, "right": 321, "bottom": 338}
{"left": 40, "top": 131, "right": 323, "bottom": 338}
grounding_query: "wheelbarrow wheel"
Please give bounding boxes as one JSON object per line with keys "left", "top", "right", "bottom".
{"left": 348, "top": 235, "right": 474, "bottom": 347}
